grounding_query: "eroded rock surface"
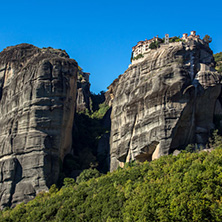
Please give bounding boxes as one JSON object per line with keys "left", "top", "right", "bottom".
{"left": 0, "top": 44, "right": 78, "bottom": 208}
{"left": 76, "top": 70, "right": 91, "bottom": 113}
{"left": 108, "top": 40, "right": 221, "bottom": 171}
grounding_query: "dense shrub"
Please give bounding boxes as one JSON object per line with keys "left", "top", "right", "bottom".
{"left": 90, "top": 102, "right": 109, "bottom": 119}
{"left": 90, "top": 91, "right": 106, "bottom": 112}
{"left": 149, "top": 41, "right": 160, "bottom": 49}
{"left": 214, "top": 52, "right": 222, "bottom": 62}
{"left": 169, "top": 36, "right": 181, "bottom": 43}
{"left": 70, "top": 87, "right": 110, "bottom": 174}
{"left": 76, "top": 168, "right": 101, "bottom": 184}
{"left": 71, "top": 103, "right": 110, "bottom": 173}
{"left": 132, "top": 53, "right": 144, "bottom": 60}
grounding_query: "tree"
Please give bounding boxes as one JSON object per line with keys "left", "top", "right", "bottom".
{"left": 149, "top": 41, "right": 159, "bottom": 49}
{"left": 203, "top": 35, "right": 212, "bottom": 43}
{"left": 76, "top": 168, "right": 101, "bottom": 184}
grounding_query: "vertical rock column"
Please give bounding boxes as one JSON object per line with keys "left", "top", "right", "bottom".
{"left": 108, "top": 41, "right": 221, "bottom": 171}
{"left": 0, "top": 44, "right": 78, "bottom": 208}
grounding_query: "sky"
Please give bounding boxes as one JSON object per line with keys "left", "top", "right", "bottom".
{"left": 0, "top": 0, "right": 222, "bottom": 93}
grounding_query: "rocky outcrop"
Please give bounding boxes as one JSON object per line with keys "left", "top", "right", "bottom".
{"left": 0, "top": 44, "right": 78, "bottom": 208}
{"left": 108, "top": 40, "right": 221, "bottom": 171}
{"left": 76, "top": 70, "right": 91, "bottom": 113}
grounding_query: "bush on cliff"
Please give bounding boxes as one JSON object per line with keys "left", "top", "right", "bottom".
{"left": 169, "top": 36, "right": 181, "bottom": 43}
{"left": 214, "top": 52, "right": 222, "bottom": 73}
{"left": 132, "top": 53, "right": 144, "bottom": 60}
{"left": 2, "top": 136, "right": 222, "bottom": 221}
{"left": 90, "top": 102, "right": 109, "bottom": 119}
{"left": 90, "top": 91, "right": 106, "bottom": 112}
{"left": 149, "top": 41, "right": 160, "bottom": 49}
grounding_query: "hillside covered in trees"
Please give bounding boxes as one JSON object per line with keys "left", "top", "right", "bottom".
{"left": 1, "top": 135, "right": 222, "bottom": 221}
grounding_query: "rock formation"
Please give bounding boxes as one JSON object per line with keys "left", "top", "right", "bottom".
{"left": 0, "top": 44, "right": 78, "bottom": 208}
{"left": 76, "top": 69, "right": 91, "bottom": 113}
{"left": 108, "top": 39, "right": 221, "bottom": 171}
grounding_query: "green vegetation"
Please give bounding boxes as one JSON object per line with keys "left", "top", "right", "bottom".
{"left": 77, "top": 66, "right": 84, "bottom": 82}
{"left": 90, "top": 91, "right": 106, "bottom": 112}
{"left": 214, "top": 52, "right": 222, "bottom": 73}
{"left": 132, "top": 53, "right": 144, "bottom": 60}
{"left": 78, "top": 74, "right": 83, "bottom": 81}
{"left": 69, "top": 93, "right": 110, "bottom": 176}
{"left": 90, "top": 102, "right": 110, "bottom": 119}
{"left": 70, "top": 105, "right": 110, "bottom": 172}
{"left": 149, "top": 41, "right": 160, "bottom": 49}
{"left": 76, "top": 168, "right": 101, "bottom": 184}
{"left": 169, "top": 36, "right": 181, "bottom": 43}
{"left": 59, "top": 90, "right": 110, "bottom": 182}
{"left": 203, "top": 34, "right": 212, "bottom": 44}
{"left": 2, "top": 137, "right": 222, "bottom": 221}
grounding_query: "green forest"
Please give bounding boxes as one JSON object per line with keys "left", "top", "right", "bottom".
{"left": 1, "top": 135, "right": 222, "bottom": 221}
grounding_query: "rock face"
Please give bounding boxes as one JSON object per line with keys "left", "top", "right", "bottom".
{"left": 108, "top": 40, "right": 221, "bottom": 171}
{"left": 0, "top": 44, "right": 78, "bottom": 208}
{"left": 76, "top": 70, "right": 91, "bottom": 113}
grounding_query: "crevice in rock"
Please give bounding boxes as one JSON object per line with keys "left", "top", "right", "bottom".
{"left": 126, "top": 113, "right": 138, "bottom": 163}
{"left": 0, "top": 63, "right": 8, "bottom": 101}
{"left": 8, "top": 159, "right": 22, "bottom": 207}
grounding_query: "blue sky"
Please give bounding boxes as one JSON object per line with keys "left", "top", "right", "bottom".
{"left": 0, "top": 0, "right": 222, "bottom": 93}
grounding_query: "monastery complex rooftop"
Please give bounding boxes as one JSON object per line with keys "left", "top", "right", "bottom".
{"left": 132, "top": 31, "right": 205, "bottom": 59}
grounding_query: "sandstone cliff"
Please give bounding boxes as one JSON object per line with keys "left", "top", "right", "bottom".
{"left": 76, "top": 69, "right": 91, "bottom": 113}
{"left": 0, "top": 44, "right": 78, "bottom": 208}
{"left": 108, "top": 40, "right": 221, "bottom": 171}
